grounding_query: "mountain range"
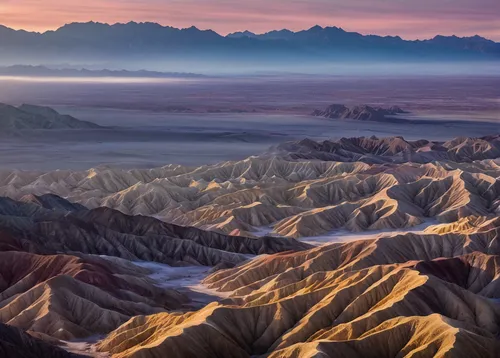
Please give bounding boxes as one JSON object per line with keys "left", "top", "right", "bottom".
{"left": 1, "top": 22, "right": 499, "bottom": 67}
{"left": 0, "top": 65, "right": 203, "bottom": 78}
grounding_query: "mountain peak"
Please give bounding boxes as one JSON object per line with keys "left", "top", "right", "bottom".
{"left": 324, "top": 26, "right": 344, "bottom": 32}
{"left": 242, "top": 30, "right": 257, "bottom": 36}
{"left": 56, "top": 21, "right": 109, "bottom": 32}
{"left": 61, "top": 21, "right": 107, "bottom": 28}
{"left": 227, "top": 30, "right": 258, "bottom": 39}
{"left": 308, "top": 25, "right": 324, "bottom": 32}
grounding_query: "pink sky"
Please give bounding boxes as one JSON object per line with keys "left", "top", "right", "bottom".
{"left": 1, "top": 0, "right": 499, "bottom": 41}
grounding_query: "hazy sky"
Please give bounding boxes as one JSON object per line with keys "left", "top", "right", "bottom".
{"left": 1, "top": 0, "right": 499, "bottom": 40}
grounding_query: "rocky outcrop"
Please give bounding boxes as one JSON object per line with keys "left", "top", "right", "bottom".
{"left": 0, "top": 103, "right": 101, "bottom": 130}
{"left": 312, "top": 104, "right": 407, "bottom": 121}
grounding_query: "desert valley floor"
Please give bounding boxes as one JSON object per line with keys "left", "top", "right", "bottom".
{"left": 0, "top": 75, "right": 499, "bottom": 357}
{"left": 0, "top": 74, "right": 499, "bottom": 170}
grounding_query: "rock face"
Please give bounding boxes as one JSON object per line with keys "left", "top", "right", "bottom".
{"left": 0, "top": 103, "right": 101, "bottom": 130}
{"left": 312, "top": 104, "right": 407, "bottom": 121}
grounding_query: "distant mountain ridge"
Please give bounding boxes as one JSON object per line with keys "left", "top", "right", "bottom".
{"left": 1, "top": 22, "right": 499, "bottom": 65}
{"left": 227, "top": 26, "right": 496, "bottom": 46}
{"left": 229, "top": 26, "right": 499, "bottom": 57}
{"left": 0, "top": 65, "right": 203, "bottom": 78}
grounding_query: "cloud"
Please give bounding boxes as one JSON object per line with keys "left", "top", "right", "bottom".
{"left": 1, "top": 0, "right": 499, "bottom": 40}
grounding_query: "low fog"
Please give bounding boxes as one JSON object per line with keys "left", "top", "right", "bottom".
{"left": 1, "top": 58, "right": 499, "bottom": 76}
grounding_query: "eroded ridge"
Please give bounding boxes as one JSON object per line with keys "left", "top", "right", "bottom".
{"left": 1, "top": 136, "right": 498, "bottom": 239}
